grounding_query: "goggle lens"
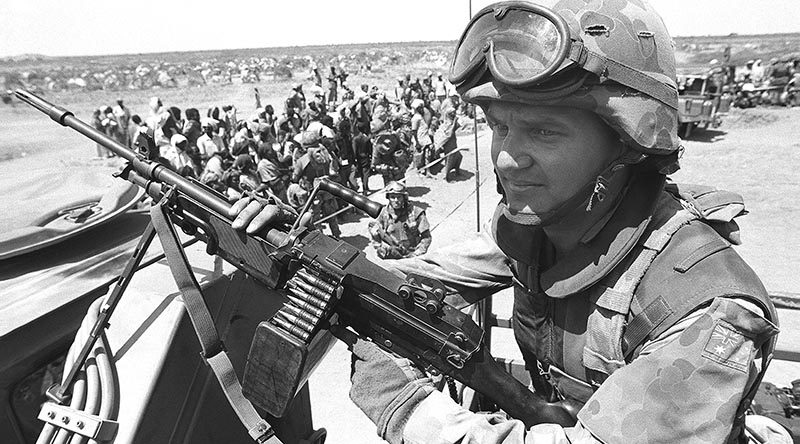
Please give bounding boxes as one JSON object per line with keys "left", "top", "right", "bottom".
{"left": 451, "top": 6, "right": 567, "bottom": 87}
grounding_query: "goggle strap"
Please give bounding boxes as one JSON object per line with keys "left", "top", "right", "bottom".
{"left": 568, "top": 43, "right": 678, "bottom": 110}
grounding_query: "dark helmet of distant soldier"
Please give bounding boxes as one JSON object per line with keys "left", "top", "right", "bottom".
{"left": 385, "top": 181, "right": 408, "bottom": 198}
{"left": 376, "top": 133, "right": 398, "bottom": 155}
{"left": 454, "top": 0, "right": 681, "bottom": 166}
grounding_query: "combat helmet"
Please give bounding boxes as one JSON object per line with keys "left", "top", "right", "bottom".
{"left": 449, "top": 0, "right": 680, "bottom": 162}
{"left": 385, "top": 181, "right": 408, "bottom": 200}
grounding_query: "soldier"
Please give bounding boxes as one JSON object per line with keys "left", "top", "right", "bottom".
{"left": 368, "top": 182, "right": 431, "bottom": 260}
{"left": 371, "top": 133, "right": 407, "bottom": 186}
{"left": 230, "top": 0, "right": 783, "bottom": 443}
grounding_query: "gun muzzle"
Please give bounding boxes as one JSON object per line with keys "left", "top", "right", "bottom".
{"left": 14, "top": 89, "right": 74, "bottom": 126}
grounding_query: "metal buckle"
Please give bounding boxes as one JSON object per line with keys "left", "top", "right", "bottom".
{"left": 38, "top": 402, "right": 119, "bottom": 441}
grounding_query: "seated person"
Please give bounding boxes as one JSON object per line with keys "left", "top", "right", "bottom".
{"left": 368, "top": 181, "right": 431, "bottom": 259}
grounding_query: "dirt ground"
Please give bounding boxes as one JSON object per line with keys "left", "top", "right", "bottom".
{"left": 1, "top": 98, "right": 799, "bottom": 442}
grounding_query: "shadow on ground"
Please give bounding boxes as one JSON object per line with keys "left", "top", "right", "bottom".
{"left": 405, "top": 185, "right": 431, "bottom": 198}
{"left": 339, "top": 234, "right": 371, "bottom": 250}
{"left": 444, "top": 170, "right": 475, "bottom": 183}
{"left": 409, "top": 200, "right": 430, "bottom": 211}
{"left": 686, "top": 129, "right": 727, "bottom": 144}
{"left": 337, "top": 208, "right": 371, "bottom": 225}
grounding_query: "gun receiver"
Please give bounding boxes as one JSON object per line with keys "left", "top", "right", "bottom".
{"left": 15, "top": 89, "right": 577, "bottom": 428}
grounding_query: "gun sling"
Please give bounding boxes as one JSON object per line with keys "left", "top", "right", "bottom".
{"left": 150, "top": 199, "right": 280, "bottom": 444}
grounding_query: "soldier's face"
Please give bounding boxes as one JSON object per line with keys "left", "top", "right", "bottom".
{"left": 388, "top": 194, "right": 405, "bottom": 210}
{"left": 487, "top": 101, "right": 623, "bottom": 215}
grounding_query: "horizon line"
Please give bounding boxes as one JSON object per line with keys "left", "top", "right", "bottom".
{"left": 3, "top": 31, "right": 799, "bottom": 61}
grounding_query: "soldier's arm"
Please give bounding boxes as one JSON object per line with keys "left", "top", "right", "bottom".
{"left": 578, "top": 297, "right": 775, "bottom": 443}
{"left": 368, "top": 209, "right": 390, "bottom": 243}
{"left": 387, "top": 219, "right": 513, "bottom": 307}
{"left": 410, "top": 211, "right": 432, "bottom": 257}
{"left": 400, "top": 298, "right": 775, "bottom": 444}
{"left": 410, "top": 232, "right": 431, "bottom": 258}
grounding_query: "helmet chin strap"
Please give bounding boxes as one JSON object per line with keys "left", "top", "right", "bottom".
{"left": 500, "top": 150, "right": 643, "bottom": 227}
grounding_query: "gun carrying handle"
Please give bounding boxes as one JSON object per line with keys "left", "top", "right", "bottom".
{"left": 317, "top": 179, "right": 383, "bottom": 218}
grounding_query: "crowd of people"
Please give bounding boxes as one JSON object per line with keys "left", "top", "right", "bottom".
{"left": 99, "top": 73, "right": 466, "bottom": 258}
{"left": 706, "top": 57, "right": 800, "bottom": 108}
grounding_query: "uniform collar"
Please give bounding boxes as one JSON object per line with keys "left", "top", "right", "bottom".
{"left": 387, "top": 204, "right": 409, "bottom": 221}
{"left": 496, "top": 172, "right": 665, "bottom": 298}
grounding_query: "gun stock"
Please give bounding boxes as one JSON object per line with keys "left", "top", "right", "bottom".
{"left": 16, "top": 89, "right": 577, "bottom": 429}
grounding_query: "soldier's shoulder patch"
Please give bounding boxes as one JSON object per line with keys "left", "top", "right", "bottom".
{"left": 701, "top": 320, "right": 753, "bottom": 373}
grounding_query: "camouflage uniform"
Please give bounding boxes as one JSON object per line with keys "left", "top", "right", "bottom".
{"left": 394, "top": 180, "right": 777, "bottom": 444}
{"left": 369, "top": 204, "right": 431, "bottom": 260}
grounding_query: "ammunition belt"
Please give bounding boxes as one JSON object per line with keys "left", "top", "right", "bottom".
{"left": 270, "top": 267, "right": 342, "bottom": 343}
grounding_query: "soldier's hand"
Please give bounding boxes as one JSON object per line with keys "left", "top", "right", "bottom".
{"left": 368, "top": 224, "right": 382, "bottom": 241}
{"left": 229, "top": 195, "right": 300, "bottom": 235}
{"left": 329, "top": 325, "right": 433, "bottom": 443}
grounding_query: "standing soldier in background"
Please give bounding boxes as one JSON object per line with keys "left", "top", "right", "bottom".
{"left": 368, "top": 181, "right": 431, "bottom": 259}
{"left": 371, "top": 133, "right": 407, "bottom": 187}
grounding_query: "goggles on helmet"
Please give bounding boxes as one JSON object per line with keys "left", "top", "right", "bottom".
{"left": 448, "top": 1, "right": 678, "bottom": 109}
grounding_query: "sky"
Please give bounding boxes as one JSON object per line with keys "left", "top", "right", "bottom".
{"left": 1, "top": 0, "right": 798, "bottom": 58}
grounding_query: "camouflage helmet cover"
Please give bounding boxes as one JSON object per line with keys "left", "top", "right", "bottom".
{"left": 458, "top": 0, "right": 680, "bottom": 156}
{"left": 385, "top": 181, "right": 408, "bottom": 197}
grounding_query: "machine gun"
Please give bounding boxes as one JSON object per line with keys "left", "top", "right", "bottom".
{"left": 15, "top": 90, "right": 577, "bottom": 442}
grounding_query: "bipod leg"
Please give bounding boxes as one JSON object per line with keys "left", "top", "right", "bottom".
{"left": 47, "top": 221, "right": 158, "bottom": 404}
